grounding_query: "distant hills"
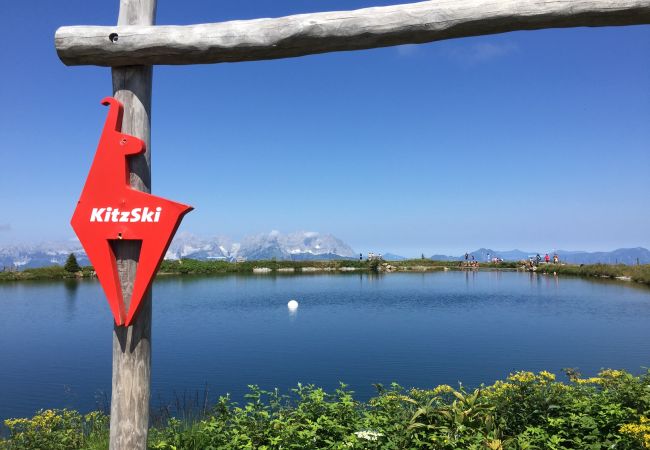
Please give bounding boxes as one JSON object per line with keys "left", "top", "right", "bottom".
{"left": 382, "top": 253, "right": 408, "bottom": 261}
{"left": 1, "top": 233, "right": 649, "bottom": 269}
{"left": 429, "top": 247, "right": 650, "bottom": 265}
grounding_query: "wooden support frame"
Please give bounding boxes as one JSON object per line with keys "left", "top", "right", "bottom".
{"left": 54, "top": 0, "right": 650, "bottom": 448}
{"left": 55, "top": 0, "right": 650, "bottom": 67}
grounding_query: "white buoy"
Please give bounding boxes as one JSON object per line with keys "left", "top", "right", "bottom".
{"left": 287, "top": 299, "right": 299, "bottom": 310}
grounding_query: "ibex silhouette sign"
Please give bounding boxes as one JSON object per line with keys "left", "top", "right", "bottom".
{"left": 71, "top": 97, "right": 193, "bottom": 326}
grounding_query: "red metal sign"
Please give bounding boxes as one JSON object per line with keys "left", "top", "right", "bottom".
{"left": 71, "top": 97, "right": 193, "bottom": 326}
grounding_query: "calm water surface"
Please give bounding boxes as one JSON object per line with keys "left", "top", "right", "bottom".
{"left": 1, "top": 271, "right": 649, "bottom": 420}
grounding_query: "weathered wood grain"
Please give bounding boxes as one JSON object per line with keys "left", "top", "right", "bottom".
{"left": 55, "top": 0, "right": 650, "bottom": 67}
{"left": 109, "top": 1, "right": 155, "bottom": 449}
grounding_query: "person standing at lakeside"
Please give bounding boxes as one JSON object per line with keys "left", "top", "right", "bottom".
{"left": 545, "top": 253, "right": 550, "bottom": 263}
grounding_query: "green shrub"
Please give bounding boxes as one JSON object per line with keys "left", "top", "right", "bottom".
{"left": 147, "top": 369, "right": 650, "bottom": 449}
{"left": 3, "top": 370, "right": 650, "bottom": 449}
{"left": 2, "top": 409, "right": 80, "bottom": 449}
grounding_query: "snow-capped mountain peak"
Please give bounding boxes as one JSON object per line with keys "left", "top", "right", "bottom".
{"left": 0, "top": 231, "right": 357, "bottom": 269}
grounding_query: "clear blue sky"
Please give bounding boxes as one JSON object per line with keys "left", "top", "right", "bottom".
{"left": 1, "top": 1, "right": 649, "bottom": 256}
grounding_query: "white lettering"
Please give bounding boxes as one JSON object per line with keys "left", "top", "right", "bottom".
{"left": 130, "top": 208, "right": 142, "bottom": 222}
{"left": 88, "top": 207, "right": 163, "bottom": 223}
{"left": 141, "top": 207, "right": 154, "bottom": 222}
{"left": 90, "top": 208, "right": 105, "bottom": 222}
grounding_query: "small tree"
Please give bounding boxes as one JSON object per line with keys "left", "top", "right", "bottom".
{"left": 64, "top": 253, "right": 81, "bottom": 273}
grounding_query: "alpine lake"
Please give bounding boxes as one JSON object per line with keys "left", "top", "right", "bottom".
{"left": 1, "top": 270, "right": 649, "bottom": 421}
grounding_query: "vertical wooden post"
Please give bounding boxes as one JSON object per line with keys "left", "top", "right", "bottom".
{"left": 109, "top": 1, "right": 156, "bottom": 449}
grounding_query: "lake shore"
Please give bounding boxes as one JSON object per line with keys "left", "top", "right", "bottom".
{"left": 2, "top": 258, "right": 650, "bottom": 286}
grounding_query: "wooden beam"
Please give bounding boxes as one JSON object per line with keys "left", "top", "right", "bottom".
{"left": 55, "top": 0, "right": 650, "bottom": 67}
{"left": 109, "top": 0, "right": 155, "bottom": 448}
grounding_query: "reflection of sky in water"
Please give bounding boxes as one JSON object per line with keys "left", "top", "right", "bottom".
{"left": 1, "top": 272, "right": 650, "bottom": 420}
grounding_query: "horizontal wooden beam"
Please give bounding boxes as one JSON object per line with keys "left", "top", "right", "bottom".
{"left": 55, "top": 0, "right": 650, "bottom": 66}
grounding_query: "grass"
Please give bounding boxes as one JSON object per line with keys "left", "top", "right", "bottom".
{"left": 536, "top": 263, "right": 650, "bottom": 285}
{"left": 158, "top": 258, "right": 369, "bottom": 275}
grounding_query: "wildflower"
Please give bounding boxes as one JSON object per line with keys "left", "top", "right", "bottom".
{"left": 354, "top": 430, "right": 384, "bottom": 441}
{"left": 538, "top": 370, "right": 556, "bottom": 382}
{"left": 599, "top": 369, "right": 625, "bottom": 379}
{"left": 620, "top": 416, "right": 650, "bottom": 448}
{"left": 490, "top": 381, "right": 515, "bottom": 394}
{"left": 507, "top": 371, "right": 536, "bottom": 383}
{"left": 432, "top": 384, "right": 454, "bottom": 395}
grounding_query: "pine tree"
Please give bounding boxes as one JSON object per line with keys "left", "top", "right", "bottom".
{"left": 64, "top": 253, "right": 81, "bottom": 273}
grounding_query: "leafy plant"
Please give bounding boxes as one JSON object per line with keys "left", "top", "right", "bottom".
{"left": 3, "top": 369, "right": 650, "bottom": 449}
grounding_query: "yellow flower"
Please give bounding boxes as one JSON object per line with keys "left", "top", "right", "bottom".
{"left": 490, "top": 381, "right": 515, "bottom": 395}
{"left": 538, "top": 370, "right": 556, "bottom": 382}
{"left": 620, "top": 417, "right": 650, "bottom": 448}
{"left": 432, "top": 384, "right": 455, "bottom": 395}
{"left": 599, "top": 369, "right": 625, "bottom": 379}
{"left": 507, "top": 371, "right": 536, "bottom": 383}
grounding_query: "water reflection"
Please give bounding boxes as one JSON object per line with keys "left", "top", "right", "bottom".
{"left": 464, "top": 269, "right": 478, "bottom": 287}
{"left": 63, "top": 279, "right": 79, "bottom": 299}
{"left": 63, "top": 279, "right": 79, "bottom": 320}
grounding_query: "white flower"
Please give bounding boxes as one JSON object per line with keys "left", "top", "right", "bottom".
{"left": 354, "top": 430, "right": 383, "bottom": 441}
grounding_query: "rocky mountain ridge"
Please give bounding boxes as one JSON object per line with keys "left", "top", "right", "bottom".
{"left": 0, "top": 231, "right": 357, "bottom": 269}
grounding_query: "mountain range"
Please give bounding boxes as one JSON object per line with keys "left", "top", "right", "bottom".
{"left": 1, "top": 233, "right": 649, "bottom": 269}
{"left": 0, "top": 231, "right": 357, "bottom": 269}
{"left": 165, "top": 231, "right": 356, "bottom": 261}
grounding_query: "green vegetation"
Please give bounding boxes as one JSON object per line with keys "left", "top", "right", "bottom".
{"left": 64, "top": 253, "right": 81, "bottom": 273}
{"left": 2, "top": 258, "right": 650, "bottom": 287}
{"left": 1, "top": 410, "right": 108, "bottom": 450}
{"left": 155, "top": 257, "right": 521, "bottom": 277}
{"left": 537, "top": 263, "right": 650, "bottom": 285}
{"left": 0, "top": 265, "right": 95, "bottom": 282}
{"left": 158, "top": 258, "right": 369, "bottom": 275}
{"left": 3, "top": 369, "right": 650, "bottom": 449}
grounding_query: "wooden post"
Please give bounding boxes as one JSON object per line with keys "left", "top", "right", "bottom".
{"left": 109, "top": 1, "right": 156, "bottom": 449}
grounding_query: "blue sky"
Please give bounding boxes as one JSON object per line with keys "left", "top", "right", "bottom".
{"left": 1, "top": 1, "right": 649, "bottom": 256}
